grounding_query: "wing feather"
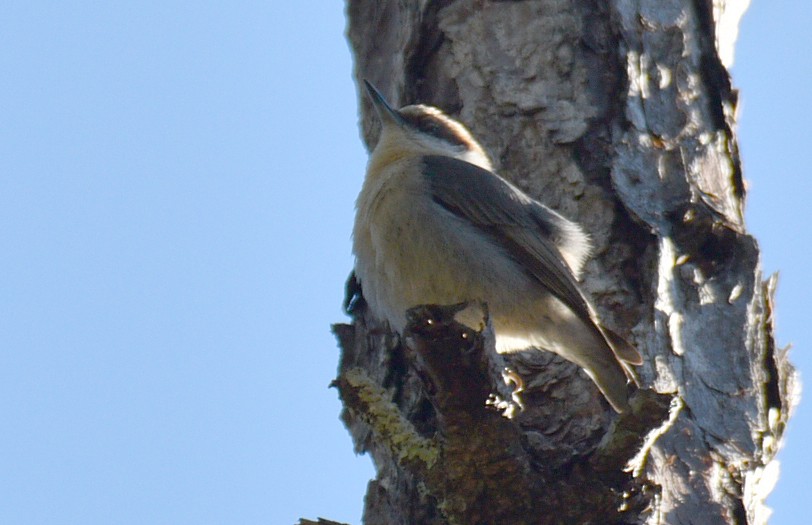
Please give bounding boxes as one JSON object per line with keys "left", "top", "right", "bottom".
{"left": 422, "top": 155, "right": 643, "bottom": 367}
{"left": 423, "top": 155, "right": 591, "bottom": 318}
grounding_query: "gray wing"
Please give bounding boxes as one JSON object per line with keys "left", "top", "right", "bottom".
{"left": 422, "top": 154, "right": 593, "bottom": 323}
{"left": 423, "top": 155, "right": 643, "bottom": 367}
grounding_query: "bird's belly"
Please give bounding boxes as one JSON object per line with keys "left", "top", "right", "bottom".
{"left": 357, "top": 196, "right": 546, "bottom": 337}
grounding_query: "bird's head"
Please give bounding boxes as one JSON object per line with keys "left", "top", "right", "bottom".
{"left": 364, "top": 80, "right": 492, "bottom": 171}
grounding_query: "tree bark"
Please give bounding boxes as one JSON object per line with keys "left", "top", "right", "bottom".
{"left": 332, "top": 1, "right": 798, "bottom": 524}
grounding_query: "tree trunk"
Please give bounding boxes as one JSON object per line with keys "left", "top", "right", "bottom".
{"left": 332, "top": 1, "right": 798, "bottom": 524}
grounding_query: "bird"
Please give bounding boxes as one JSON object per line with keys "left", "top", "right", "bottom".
{"left": 352, "top": 80, "right": 641, "bottom": 413}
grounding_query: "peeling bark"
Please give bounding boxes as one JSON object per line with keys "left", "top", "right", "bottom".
{"left": 327, "top": 1, "right": 798, "bottom": 524}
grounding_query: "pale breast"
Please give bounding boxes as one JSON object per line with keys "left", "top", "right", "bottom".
{"left": 354, "top": 158, "right": 539, "bottom": 333}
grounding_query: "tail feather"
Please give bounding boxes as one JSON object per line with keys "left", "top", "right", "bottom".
{"left": 568, "top": 332, "right": 633, "bottom": 413}
{"left": 601, "top": 326, "right": 642, "bottom": 365}
{"left": 582, "top": 359, "right": 631, "bottom": 414}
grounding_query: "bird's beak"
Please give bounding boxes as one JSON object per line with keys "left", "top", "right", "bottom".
{"left": 364, "top": 80, "right": 404, "bottom": 128}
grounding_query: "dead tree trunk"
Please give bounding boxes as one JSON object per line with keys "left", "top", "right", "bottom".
{"left": 331, "top": 1, "right": 798, "bottom": 524}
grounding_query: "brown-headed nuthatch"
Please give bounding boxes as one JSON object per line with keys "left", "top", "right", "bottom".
{"left": 352, "top": 81, "right": 641, "bottom": 413}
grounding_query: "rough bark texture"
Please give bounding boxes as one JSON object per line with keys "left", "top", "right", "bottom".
{"left": 331, "top": 1, "right": 799, "bottom": 524}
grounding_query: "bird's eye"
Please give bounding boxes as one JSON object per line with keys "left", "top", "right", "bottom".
{"left": 419, "top": 119, "right": 441, "bottom": 135}
{"left": 419, "top": 118, "right": 459, "bottom": 143}
{"left": 402, "top": 112, "right": 469, "bottom": 148}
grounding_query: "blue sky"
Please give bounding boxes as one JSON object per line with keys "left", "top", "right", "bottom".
{"left": 0, "top": 2, "right": 808, "bottom": 524}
